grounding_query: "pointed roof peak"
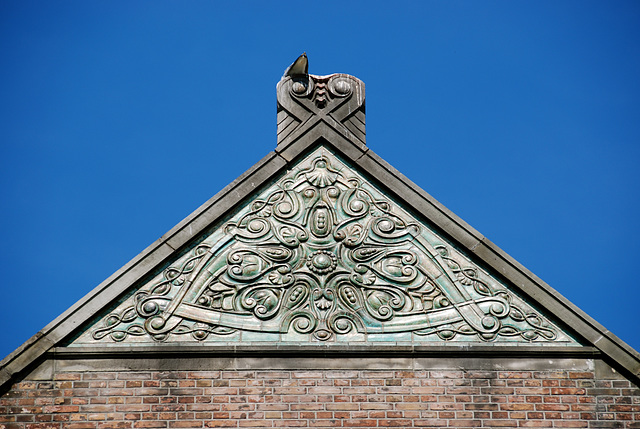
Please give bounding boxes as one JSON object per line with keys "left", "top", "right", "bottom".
{"left": 1, "top": 72, "right": 639, "bottom": 391}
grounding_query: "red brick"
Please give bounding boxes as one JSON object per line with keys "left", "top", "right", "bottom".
{"left": 568, "top": 372, "right": 594, "bottom": 379}
{"left": 2, "top": 368, "right": 639, "bottom": 428}
{"left": 536, "top": 403, "right": 570, "bottom": 411}
{"left": 534, "top": 371, "right": 568, "bottom": 379}
{"left": 491, "top": 421, "right": 519, "bottom": 427}
{"left": 41, "top": 405, "right": 80, "bottom": 413}
{"left": 552, "top": 422, "right": 588, "bottom": 428}
{"left": 378, "top": 419, "right": 413, "bottom": 427}
{"left": 412, "top": 419, "right": 443, "bottom": 427}
{"left": 500, "top": 403, "right": 535, "bottom": 411}
{"left": 278, "top": 421, "right": 306, "bottom": 427}
{"left": 133, "top": 423, "right": 165, "bottom": 428}
{"left": 326, "top": 403, "right": 359, "bottom": 411}
{"left": 237, "top": 421, "right": 269, "bottom": 427}
{"left": 309, "top": 420, "right": 341, "bottom": 427}
{"left": 550, "top": 388, "right": 586, "bottom": 395}
{"left": 98, "top": 423, "right": 132, "bottom": 429}
{"left": 465, "top": 403, "right": 498, "bottom": 410}
{"left": 204, "top": 422, "right": 237, "bottom": 428}
{"left": 500, "top": 371, "right": 532, "bottom": 379}
{"left": 168, "top": 423, "right": 202, "bottom": 428}
{"left": 519, "top": 420, "right": 552, "bottom": 427}
{"left": 452, "top": 420, "right": 481, "bottom": 427}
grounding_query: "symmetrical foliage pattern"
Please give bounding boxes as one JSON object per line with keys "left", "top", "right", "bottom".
{"left": 77, "top": 148, "right": 574, "bottom": 344}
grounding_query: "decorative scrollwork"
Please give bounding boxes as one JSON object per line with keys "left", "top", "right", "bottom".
{"left": 277, "top": 74, "right": 366, "bottom": 146}
{"left": 85, "top": 148, "right": 573, "bottom": 345}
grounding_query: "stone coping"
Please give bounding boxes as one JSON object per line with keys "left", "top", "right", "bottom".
{"left": 51, "top": 344, "right": 599, "bottom": 358}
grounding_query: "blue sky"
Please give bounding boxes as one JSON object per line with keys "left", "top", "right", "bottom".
{"left": 1, "top": 1, "right": 639, "bottom": 359}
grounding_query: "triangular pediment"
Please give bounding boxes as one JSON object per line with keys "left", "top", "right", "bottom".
{"left": 69, "top": 146, "right": 576, "bottom": 346}
{"left": 2, "top": 72, "right": 638, "bottom": 391}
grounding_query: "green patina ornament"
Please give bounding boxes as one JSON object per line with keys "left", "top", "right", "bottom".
{"left": 78, "top": 147, "right": 575, "bottom": 345}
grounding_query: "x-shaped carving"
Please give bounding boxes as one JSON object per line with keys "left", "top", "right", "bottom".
{"left": 277, "top": 73, "right": 365, "bottom": 146}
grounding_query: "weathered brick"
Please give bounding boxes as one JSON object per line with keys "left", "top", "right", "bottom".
{"left": 553, "top": 422, "right": 588, "bottom": 428}
{"left": 277, "top": 420, "right": 306, "bottom": 427}
{"left": 97, "top": 423, "right": 132, "bottom": 429}
{"left": 168, "top": 422, "right": 202, "bottom": 428}
{"left": 1, "top": 367, "right": 638, "bottom": 428}
{"left": 519, "top": 420, "right": 552, "bottom": 427}
{"left": 66, "top": 424, "right": 97, "bottom": 429}
{"left": 551, "top": 388, "right": 586, "bottom": 395}
{"left": 204, "top": 423, "right": 236, "bottom": 428}
{"left": 342, "top": 419, "right": 377, "bottom": 427}
{"left": 309, "top": 419, "right": 341, "bottom": 427}
{"left": 378, "top": 419, "right": 413, "bottom": 427}
{"left": 500, "top": 371, "right": 533, "bottom": 379}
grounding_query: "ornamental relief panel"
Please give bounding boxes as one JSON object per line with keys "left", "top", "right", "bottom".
{"left": 72, "top": 147, "right": 575, "bottom": 345}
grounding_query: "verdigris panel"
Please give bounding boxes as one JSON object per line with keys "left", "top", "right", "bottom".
{"left": 70, "top": 147, "right": 577, "bottom": 346}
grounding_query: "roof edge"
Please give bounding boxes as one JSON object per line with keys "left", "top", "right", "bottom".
{"left": 354, "top": 140, "right": 640, "bottom": 380}
{"left": 0, "top": 149, "right": 290, "bottom": 386}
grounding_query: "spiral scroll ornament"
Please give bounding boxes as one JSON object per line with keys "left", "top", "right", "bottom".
{"left": 87, "top": 148, "right": 571, "bottom": 344}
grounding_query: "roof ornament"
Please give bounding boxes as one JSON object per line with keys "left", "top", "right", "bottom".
{"left": 277, "top": 54, "right": 366, "bottom": 147}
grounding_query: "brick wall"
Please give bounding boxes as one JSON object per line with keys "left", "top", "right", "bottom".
{"left": 2, "top": 367, "right": 639, "bottom": 428}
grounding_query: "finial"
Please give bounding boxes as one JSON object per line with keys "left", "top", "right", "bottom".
{"left": 276, "top": 61, "right": 365, "bottom": 148}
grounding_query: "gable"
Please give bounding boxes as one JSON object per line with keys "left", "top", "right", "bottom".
{"left": 1, "top": 72, "right": 638, "bottom": 391}
{"left": 69, "top": 146, "right": 576, "bottom": 346}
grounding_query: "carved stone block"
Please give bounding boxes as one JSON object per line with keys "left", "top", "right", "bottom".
{"left": 277, "top": 74, "right": 365, "bottom": 146}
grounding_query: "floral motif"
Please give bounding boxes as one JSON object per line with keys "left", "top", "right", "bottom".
{"left": 86, "top": 148, "right": 572, "bottom": 344}
{"left": 306, "top": 250, "right": 337, "bottom": 275}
